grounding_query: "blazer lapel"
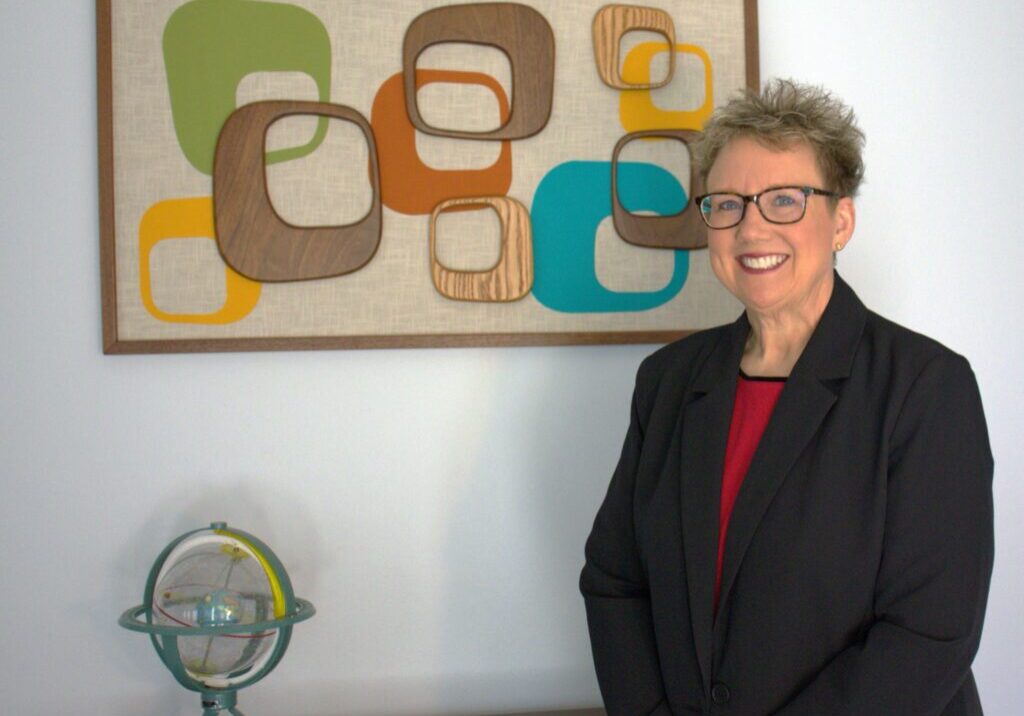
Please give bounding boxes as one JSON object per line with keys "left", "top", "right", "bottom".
{"left": 714, "top": 273, "right": 868, "bottom": 629}
{"left": 713, "top": 372, "right": 836, "bottom": 625}
{"left": 679, "top": 314, "right": 747, "bottom": 695}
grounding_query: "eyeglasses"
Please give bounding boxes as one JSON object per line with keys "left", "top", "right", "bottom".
{"left": 694, "top": 186, "right": 838, "bottom": 229}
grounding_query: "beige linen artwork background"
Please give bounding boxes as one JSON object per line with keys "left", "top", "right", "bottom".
{"left": 99, "top": 0, "right": 756, "bottom": 352}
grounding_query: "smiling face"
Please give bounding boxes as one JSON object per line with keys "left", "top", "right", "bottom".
{"left": 705, "top": 136, "right": 855, "bottom": 320}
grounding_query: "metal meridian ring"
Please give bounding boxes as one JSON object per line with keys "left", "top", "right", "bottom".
{"left": 118, "top": 597, "right": 316, "bottom": 636}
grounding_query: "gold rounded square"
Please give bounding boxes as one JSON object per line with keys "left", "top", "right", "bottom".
{"left": 430, "top": 197, "right": 534, "bottom": 302}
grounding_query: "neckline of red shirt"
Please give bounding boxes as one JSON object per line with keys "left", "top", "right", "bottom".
{"left": 738, "top": 369, "right": 787, "bottom": 383}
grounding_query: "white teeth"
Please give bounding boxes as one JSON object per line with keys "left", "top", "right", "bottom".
{"left": 740, "top": 255, "right": 786, "bottom": 269}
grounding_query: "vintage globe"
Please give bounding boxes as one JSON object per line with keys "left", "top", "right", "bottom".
{"left": 120, "top": 523, "right": 315, "bottom": 715}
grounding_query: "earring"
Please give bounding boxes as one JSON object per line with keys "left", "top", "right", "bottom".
{"left": 834, "top": 241, "right": 844, "bottom": 252}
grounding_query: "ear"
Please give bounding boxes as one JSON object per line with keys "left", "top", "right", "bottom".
{"left": 833, "top": 196, "right": 856, "bottom": 248}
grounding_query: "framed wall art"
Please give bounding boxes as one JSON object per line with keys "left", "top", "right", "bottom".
{"left": 97, "top": 0, "right": 758, "bottom": 353}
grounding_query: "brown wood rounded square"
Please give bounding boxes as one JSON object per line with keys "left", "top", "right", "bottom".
{"left": 611, "top": 129, "right": 707, "bottom": 250}
{"left": 593, "top": 4, "right": 676, "bottom": 89}
{"left": 403, "top": 3, "right": 555, "bottom": 140}
{"left": 213, "top": 100, "right": 382, "bottom": 282}
{"left": 430, "top": 197, "right": 533, "bottom": 302}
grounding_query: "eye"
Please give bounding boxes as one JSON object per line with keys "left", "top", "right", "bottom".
{"left": 770, "top": 192, "right": 798, "bottom": 208}
{"left": 713, "top": 196, "right": 743, "bottom": 212}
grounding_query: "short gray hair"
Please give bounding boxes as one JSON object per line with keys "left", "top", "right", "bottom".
{"left": 694, "top": 79, "right": 865, "bottom": 197}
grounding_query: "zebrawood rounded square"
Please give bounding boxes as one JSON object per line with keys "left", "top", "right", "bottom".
{"left": 403, "top": 3, "right": 555, "bottom": 140}
{"left": 213, "top": 100, "right": 382, "bottom": 282}
{"left": 611, "top": 129, "right": 707, "bottom": 250}
{"left": 430, "top": 197, "right": 533, "bottom": 302}
{"left": 592, "top": 4, "right": 676, "bottom": 89}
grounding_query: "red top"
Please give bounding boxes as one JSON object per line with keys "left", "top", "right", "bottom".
{"left": 714, "top": 372, "right": 785, "bottom": 615}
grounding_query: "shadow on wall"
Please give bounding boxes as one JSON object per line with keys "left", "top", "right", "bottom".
{"left": 435, "top": 350, "right": 629, "bottom": 713}
{"left": 100, "top": 359, "right": 622, "bottom": 714}
{"left": 250, "top": 672, "right": 604, "bottom": 716}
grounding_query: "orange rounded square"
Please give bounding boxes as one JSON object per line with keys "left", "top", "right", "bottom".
{"left": 371, "top": 70, "right": 512, "bottom": 216}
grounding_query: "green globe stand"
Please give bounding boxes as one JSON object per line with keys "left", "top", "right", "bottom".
{"left": 120, "top": 523, "right": 315, "bottom": 715}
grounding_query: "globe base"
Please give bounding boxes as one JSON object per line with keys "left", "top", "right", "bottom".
{"left": 201, "top": 690, "right": 243, "bottom": 716}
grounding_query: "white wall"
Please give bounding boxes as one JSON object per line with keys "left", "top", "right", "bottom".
{"left": 1, "top": 1, "right": 1021, "bottom": 714}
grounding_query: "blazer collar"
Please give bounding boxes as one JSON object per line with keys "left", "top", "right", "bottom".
{"left": 787, "top": 271, "right": 867, "bottom": 382}
{"left": 679, "top": 272, "right": 867, "bottom": 693}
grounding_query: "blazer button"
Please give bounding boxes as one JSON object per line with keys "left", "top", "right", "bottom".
{"left": 711, "top": 682, "right": 731, "bottom": 705}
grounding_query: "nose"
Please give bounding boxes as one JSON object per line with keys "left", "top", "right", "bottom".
{"left": 735, "top": 197, "right": 772, "bottom": 240}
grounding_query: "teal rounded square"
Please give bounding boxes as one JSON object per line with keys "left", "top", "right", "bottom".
{"left": 531, "top": 161, "right": 689, "bottom": 313}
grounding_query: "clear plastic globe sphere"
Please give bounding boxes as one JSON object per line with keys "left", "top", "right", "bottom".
{"left": 153, "top": 538, "right": 278, "bottom": 685}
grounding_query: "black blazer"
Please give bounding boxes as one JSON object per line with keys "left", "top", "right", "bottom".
{"left": 581, "top": 274, "right": 994, "bottom": 715}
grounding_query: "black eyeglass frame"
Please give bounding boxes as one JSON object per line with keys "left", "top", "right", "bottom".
{"left": 694, "top": 185, "right": 839, "bottom": 229}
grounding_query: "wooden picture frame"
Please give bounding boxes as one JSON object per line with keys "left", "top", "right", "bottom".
{"left": 97, "top": 0, "right": 759, "bottom": 354}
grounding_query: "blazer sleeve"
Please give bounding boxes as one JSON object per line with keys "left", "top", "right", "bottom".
{"left": 580, "top": 363, "right": 672, "bottom": 716}
{"left": 774, "top": 353, "right": 994, "bottom": 715}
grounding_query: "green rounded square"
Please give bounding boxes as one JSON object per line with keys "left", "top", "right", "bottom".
{"left": 163, "top": 0, "right": 332, "bottom": 174}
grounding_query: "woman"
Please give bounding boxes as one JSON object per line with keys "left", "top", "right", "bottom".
{"left": 580, "top": 80, "right": 994, "bottom": 715}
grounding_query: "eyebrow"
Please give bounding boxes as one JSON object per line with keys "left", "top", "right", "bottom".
{"left": 702, "top": 184, "right": 817, "bottom": 196}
